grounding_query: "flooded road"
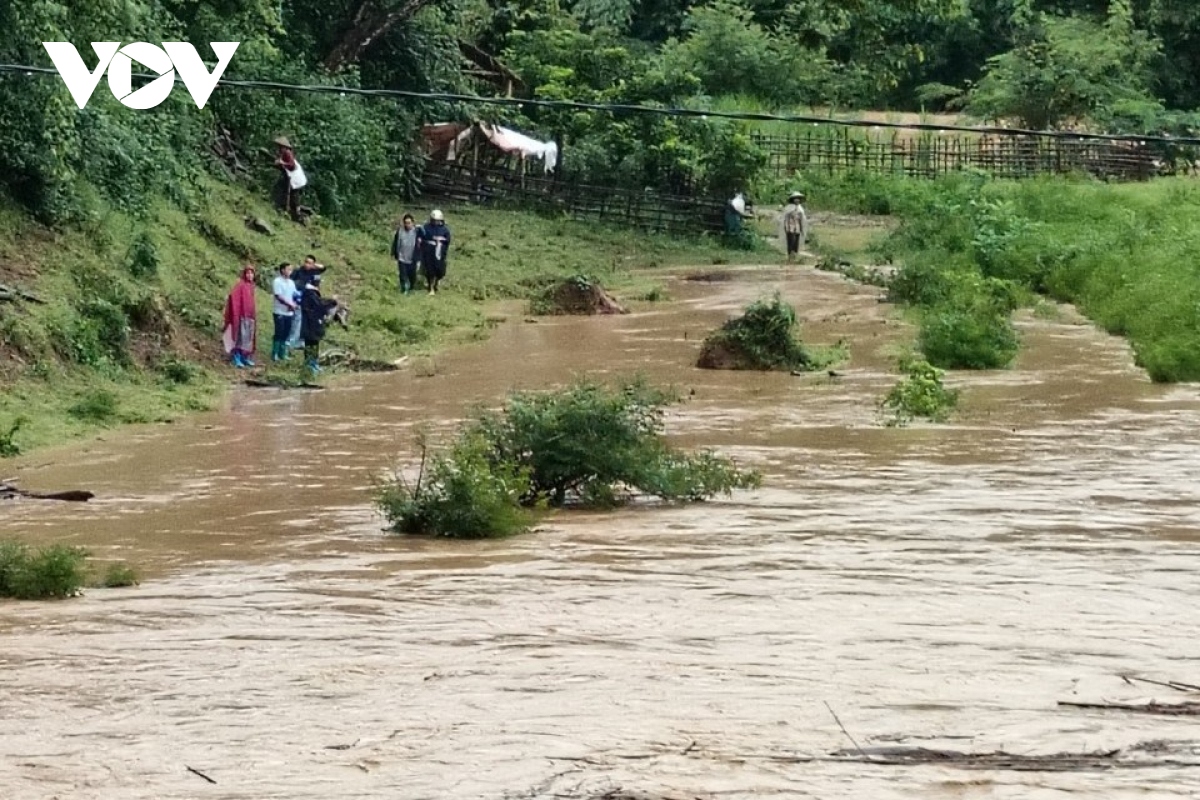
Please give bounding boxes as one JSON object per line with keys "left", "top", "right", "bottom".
{"left": 2, "top": 266, "right": 1199, "bottom": 799}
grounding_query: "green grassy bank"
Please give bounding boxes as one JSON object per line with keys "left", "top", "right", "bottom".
{"left": 0, "top": 182, "right": 747, "bottom": 456}
{"left": 793, "top": 170, "right": 1200, "bottom": 381}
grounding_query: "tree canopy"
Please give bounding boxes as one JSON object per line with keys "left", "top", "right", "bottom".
{"left": 0, "top": 0, "right": 1197, "bottom": 223}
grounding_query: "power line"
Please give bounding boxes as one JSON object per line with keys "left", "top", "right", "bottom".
{"left": 2, "top": 61, "right": 1200, "bottom": 146}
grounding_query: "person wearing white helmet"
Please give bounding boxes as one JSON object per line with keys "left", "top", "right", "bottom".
{"left": 782, "top": 190, "right": 809, "bottom": 262}
{"left": 417, "top": 209, "right": 452, "bottom": 295}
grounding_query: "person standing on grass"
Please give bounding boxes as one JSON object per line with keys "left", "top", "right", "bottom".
{"left": 782, "top": 191, "right": 809, "bottom": 262}
{"left": 273, "top": 136, "right": 307, "bottom": 222}
{"left": 222, "top": 264, "right": 258, "bottom": 368}
{"left": 417, "top": 209, "right": 451, "bottom": 294}
{"left": 391, "top": 214, "right": 419, "bottom": 294}
{"left": 299, "top": 274, "right": 339, "bottom": 373}
{"left": 271, "top": 262, "right": 298, "bottom": 362}
{"left": 287, "top": 254, "right": 327, "bottom": 350}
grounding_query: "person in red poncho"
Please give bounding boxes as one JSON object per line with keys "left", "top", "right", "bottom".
{"left": 223, "top": 264, "right": 258, "bottom": 368}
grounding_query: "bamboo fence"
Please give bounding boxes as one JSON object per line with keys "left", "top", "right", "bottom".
{"left": 751, "top": 129, "right": 1161, "bottom": 181}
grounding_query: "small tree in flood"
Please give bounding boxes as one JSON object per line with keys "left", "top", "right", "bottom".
{"left": 697, "top": 294, "right": 845, "bottom": 372}
{"left": 378, "top": 433, "right": 534, "bottom": 539}
{"left": 880, "top": 358, "right": 960, "bottom": 426}
{"left": 377, "top": 379, "right": 761, "bottom": 538}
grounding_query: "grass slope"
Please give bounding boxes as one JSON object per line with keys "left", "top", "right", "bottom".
{"left": 0, "top": 179, "right": 748, "bottom": 454}
{"left": 791, "top": 171, "right": 1200, "bottom": 381}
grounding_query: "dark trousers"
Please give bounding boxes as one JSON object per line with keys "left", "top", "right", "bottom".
{"left": 425, "top": 257, "right": 446, "bottom": 288}
{"left": 272, "top": 175, "right": 302, "bottom": 221}
{"left": 786, "top": 232, "right": 802, "bottom": 256}
{"left": 398, "top": 260, "right": 417, "bottom": 290}
{"left": 303, "top": 340, "right": 320, "bottom": 364}
{"left": 273, "top": 313, "right": 292, "bottom": 343}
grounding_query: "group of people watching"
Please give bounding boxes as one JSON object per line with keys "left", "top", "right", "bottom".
{"left": 221, "top": 208, "right": 454, "bottom": 372}
{"left": 222, "top": 255, "right": 342, "bottom": 372}
{"left": 391, "top": 209, "right": 452, "bottom": 294}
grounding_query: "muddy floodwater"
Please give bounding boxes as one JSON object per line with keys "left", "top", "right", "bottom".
{"left": 2, "top": 266, "right": 1200, "bottom": 799}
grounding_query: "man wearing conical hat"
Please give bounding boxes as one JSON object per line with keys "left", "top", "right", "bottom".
{"left": 273, "top": 135, "right": 308, "bottom": 222}
{"left": 782, "top": 190, "right": 809, "bottom": 263}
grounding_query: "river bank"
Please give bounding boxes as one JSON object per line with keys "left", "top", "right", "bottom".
{"left": 0, "top": 180, "right": 762, "bottom": 457}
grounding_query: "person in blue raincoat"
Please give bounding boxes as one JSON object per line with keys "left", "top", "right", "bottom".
{"left": 416, "top": 210, "right": 451, "bottom": 295}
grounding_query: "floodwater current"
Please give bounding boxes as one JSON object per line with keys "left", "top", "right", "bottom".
{"left": 1, "top": 266, "right": 1199, "bottom": 799}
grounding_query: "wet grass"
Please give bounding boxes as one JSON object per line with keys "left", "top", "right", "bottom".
{"left": 0, "top": 179, "right": 761, "bottom": 455}
{"left": 794, "top": 172, "right": 1200, "bottom": 381}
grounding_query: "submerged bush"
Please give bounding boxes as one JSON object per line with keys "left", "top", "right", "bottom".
{"left": 697, "top": 294, "right": 837, "bottom": 371}
{"left": 919, "top": 299, "right": 1019, "bottom": 370}
{"left": 881, "top": 359, "right": 960, "bottom": 426}
{"left": 378, "top": 433, "right": 534, "bottom": 540}
{"left": 698, "top": 294, "right": 807, "bottom": 370}
{"left": 100, "top": 563, "right": 139, "bottom": 588}
{"left": 377, "top": 379, "right": 761, "bottom": 538}
{"left": 0, "top": 541, "right": 89, "bottom": 600}
{"left": 477, "top": 379, "right": 760, "bottom": 508}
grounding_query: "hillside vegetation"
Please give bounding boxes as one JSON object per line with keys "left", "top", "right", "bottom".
{"left": 803, "top": 170, "right": 1200, "bottom": 382}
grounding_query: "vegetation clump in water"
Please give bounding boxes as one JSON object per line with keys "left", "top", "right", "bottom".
{"left": 0, "top": 541, "right": 90, "bottom": 600}
{"left": 880, "top": 358, "right": 960, "bottom": 426}
{"left": 377, "top": 379, "right": 761, "bottom": 538}
{"left": 530, "top": 275, "right": 628, "bottom": 316}
{"left": 100, "top": 563, "right": 140, "bottom": 588}
{"left": 697, "top": 294, "right": 842, "bottom": 371}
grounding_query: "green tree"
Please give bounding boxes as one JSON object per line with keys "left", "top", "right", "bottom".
{"left": 967, "top": 2, "right": 1162, "bottom": 129}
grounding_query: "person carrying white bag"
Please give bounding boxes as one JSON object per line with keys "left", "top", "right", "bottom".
{"left": 273, "top": 136, "right": 309, "bottom": 223}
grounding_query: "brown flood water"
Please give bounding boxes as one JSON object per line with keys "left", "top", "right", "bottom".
{"left": 2, "top": 266, "right": 1200, "bottom": 799}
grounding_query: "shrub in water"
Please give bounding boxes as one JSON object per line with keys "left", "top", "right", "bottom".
{"left": 378, "top": 433, "right": 534, "bottom": 539}
{"left": 881, "top": 359, "right": 960, "bottom": 426}
{"left": 377, "top": 379, "right": 761, "bottom": 538}
{"left": 697, "top": 294, "right": 815, "bottom": 371}
{"left": 919, "top": 299, "right": 1019, "bottom": 370}
{"left": 475, "top": 379, "right": 761, "bottom": 508}
{"left": 100, "top": 563, "right": 139, "bottom": 588}
{"left": 0, "top": 541, "right": 89, "bottom": 600}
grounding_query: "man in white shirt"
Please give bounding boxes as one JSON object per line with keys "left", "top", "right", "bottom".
{"left": 271, "top": 262, "right": 299, "bottom": 362}
{"left": 782, "top": 191, "right": 809, "bottom": 262}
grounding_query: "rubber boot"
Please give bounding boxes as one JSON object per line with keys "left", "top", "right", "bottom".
{"left": 242, "top": 354, "right": 256, "bottom": 368}
{"left": 231, "top": 352, "right": 246, "bottom": 369}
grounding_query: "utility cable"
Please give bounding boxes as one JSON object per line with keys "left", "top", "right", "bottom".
{"left": 2, "top": 61, "right": 1199, "bottom": 146}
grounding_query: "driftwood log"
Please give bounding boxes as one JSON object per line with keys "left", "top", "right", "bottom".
{"left": 0, "top": 482, "right": 94, "bottom": 502}
{"left": 1058, "top": 700, "right": 1200, "bottom": 716}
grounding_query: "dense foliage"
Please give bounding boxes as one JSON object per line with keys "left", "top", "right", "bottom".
{"left": 810, "top": 168, "right": 1200, "bottom": 382}
{"left": 378, "top": 379, "right": 761, "bottom": 538}
{"left": 2, "top": 1, "right": 1198, "bottom": 226}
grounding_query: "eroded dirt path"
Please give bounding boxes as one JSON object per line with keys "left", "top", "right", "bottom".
{"left": 2, "top": 266, "right": 1199, "bottom": 799}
